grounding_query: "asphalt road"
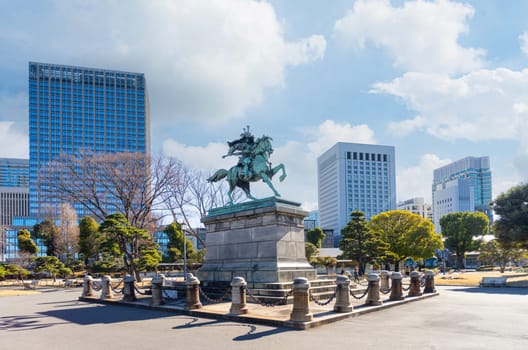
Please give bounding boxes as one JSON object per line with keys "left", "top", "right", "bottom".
{"left": 1, "top": 286, "right": 527, "bottom": 350}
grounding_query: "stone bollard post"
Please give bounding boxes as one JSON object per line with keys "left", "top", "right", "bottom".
{"left": 365, "top": 273, "right": 382, "bottom": 306}
{"left": 334, "top": 275, "right": 353, "bottom": 313}
{"left": 150, "top": 274, "right": 165, "bottom": 306}
{"left": 380, "top": 270, "right": 390, "bottom": 291}
{"left": 423, "top": 270, "right": 437, "bottom": 293}
{"left": 289, "top": 277, "right": 313, "bottom": 322}
{"left": 185, "top": 273, "right": 202, "bottom": 310}
{"left": 122, "top": 275, "right": 137, "bottom": 302}
{"left": 100, "top": 275, "right": 113, "bottom": 300}
{"left": 229, "top": 277, "right": 248, "bottom": 315}
{"left": 408, "top": 271, "right": 423, "bottom": 297}
{"left": 389, "top": 272, "right": 404, "bottom": 301}
{"left": 82, "top": 274, "right": 94, "bottom": 297}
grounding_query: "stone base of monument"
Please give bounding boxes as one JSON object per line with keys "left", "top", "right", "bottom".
{"left": 196, "top": 198, "right": 317, "bottom": 287}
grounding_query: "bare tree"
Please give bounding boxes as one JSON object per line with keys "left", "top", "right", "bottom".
{"left": 57, "top": 203, "right": 80, "bottom": 261}
{"left": 44, "top": 151, "right": 178, "bottom": 230}
{"left": 161, "top": 162, "right": 239, "bottom": 246}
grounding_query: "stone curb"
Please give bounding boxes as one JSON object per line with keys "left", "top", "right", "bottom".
{"left": 78, "top": 292, "right": 439, "bottom": 330}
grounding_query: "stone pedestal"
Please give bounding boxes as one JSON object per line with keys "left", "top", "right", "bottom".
{"left": 197, "top": 198, "right": 317, "bottom": 284}
{"left": 289, "top": 277, "right": 313, "bottom": 322}
{"left": 334, "top": 275, "right": 353, "bottom": 313}
{"left": 408, "top": 271, "right": 423, "bottom": 297}
{"left": 229, "top": 277, "right": 248, "bottom": 315}
{"left": 423, "top": 270, "right": 436, "bottom": 293}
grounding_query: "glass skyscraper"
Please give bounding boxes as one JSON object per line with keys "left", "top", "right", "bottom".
{"left": 432, "top": 156, "right": 492, "bottom": 232}
{"left": 28, "top": 62, "right": 150, "bottom": 219}
{"left": 0, "top": 158, "right": 30, "bottom": 261}
{"left": 317, "top": 142, "right": 397, "bottom": 242}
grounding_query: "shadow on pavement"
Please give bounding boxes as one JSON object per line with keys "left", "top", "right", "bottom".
{"left": 0, "top": 315, "right": 68, "bottom": 331}
{"left": 446, "top": 287, "right": 528, "bottom": 295}
{"left": 40, "top": 304, "right": 174, "bottom": 325}
{"left": 171, "top": 316, "right": 293, "bottom": 341}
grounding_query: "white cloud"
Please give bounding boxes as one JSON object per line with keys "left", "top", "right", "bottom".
{"left": 520, "top": 32, "right": 528, "bottom": 57}
{"left": 371, "top": 69, "right": 528, "bottom": 142}
{"left": 387, "top": 116, "right": 426, "bottom": 137}
{"left": 397, "top": 154, "right": 451, "bottom": 203}
{"left": 2, "top": 0, "right": 325, "bottom": 126}
{"left": 333, "top": 0, "right": 485, "bottom": 75}
{"left": 0, "top": 92, "right": 26, "bottom": 122}
{"left": 0, "top": 121, "right": 28, "bottom": 158}
{"left": 162, "top": 120, "right": 376, "bottom": 210}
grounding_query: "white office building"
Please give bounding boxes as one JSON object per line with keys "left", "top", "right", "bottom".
{"left": 398, "top": 197, "right": 433, "bottom": 221}
{"left": 317, "top": 142, "right": 396, "bottom": 239}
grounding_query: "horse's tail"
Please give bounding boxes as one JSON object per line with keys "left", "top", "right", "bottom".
{"left": 207, "top": 169, "right": 228, "bottom": 183}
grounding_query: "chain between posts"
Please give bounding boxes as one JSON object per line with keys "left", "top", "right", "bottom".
{"left": 309, "top": 286, "right": 338, "bottom": 306}
{"left": 198, "top": 286, "right": 232, "bottom": 304}
{"left": 90, "top": 280, "right": 102, "bottom": 291}
{"left": 379, "top": 285, "right": 392, "bottom": 294}
{"left": 133, "top": 283, "right": 150, "bottom": 295}
{"left": 420, "top": 276, "right": 426, "bottom": 288}
{"left": 246, "top": 287, "right": 292, "bottom": 307}
{"left": 402, "top": 282, "right": 412, "bottom": 291}
{"left": 162, "top": 289, "right": 181, "bottom": 301}
{"left": 111, "top": 279, "right": 124, "bottom": 294}
{"left": 350, "top": 285, "right": 370, "bottom": 299}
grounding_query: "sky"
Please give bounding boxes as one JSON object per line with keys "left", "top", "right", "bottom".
{"left": 1, "top": 0, "right": 528, "bottom": 212}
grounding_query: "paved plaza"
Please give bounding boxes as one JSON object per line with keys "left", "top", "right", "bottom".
{"left": 1, "top": 286, "right": 527, "bottom": 349}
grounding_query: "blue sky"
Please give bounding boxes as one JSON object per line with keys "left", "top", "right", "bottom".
{"left": 1, "top": 0, "right": 527, "bottom": 211}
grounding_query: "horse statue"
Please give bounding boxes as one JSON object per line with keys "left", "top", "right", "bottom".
{"left": 207, "top": 127, "right": 286, "bottom": 205}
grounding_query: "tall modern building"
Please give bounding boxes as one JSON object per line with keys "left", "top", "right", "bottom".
{"left": 28, "top": 62, "right": 150, "bottom": 219}
{"left": 0, "top": 158, "right": 30, "bottom": 261}
{"left": 432, "top": 156, "right": 492, "bottom": 232}
{"left": 317, "top": 142, "right": 396, "bottom": 239}
{"left": 398, "top": 197, "right": 433, "bottom": 222}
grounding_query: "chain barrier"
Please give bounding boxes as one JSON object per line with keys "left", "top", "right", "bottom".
{"left": 356, "top": 279, "right": 368, "bottom": 286}
{"left": 133, "top": 283, "right": 150, "bottom": 295}
{"left": 420, "top": 276, "right": 426, "bottom": 288}
{"left": 111, "top": 279, "right": 124, "bottom": 294}
{"left": 379, "top": 285, "right": 392, "bottom": 295}
{"left": 309, "top": 287, "right": 338, "bottom": 306}
{"left": 198, "top": 286, "right": 232, "bottom": 304}
{"left": 162, "top": 289, "right": 181, "bottom": 301}
{"left": 246, "top": 287, "right": 292, "bottom": 307}
{"left": 90, "top": 280, "right": 102, "bottom": 292}
{"left": 350, "top": 285, "right": 370, "bottom": 299}
{"left": 402, "top": 282, "right": 411, "bottom": 291}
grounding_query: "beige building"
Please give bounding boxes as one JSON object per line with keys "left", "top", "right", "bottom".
{"left": 397, "top": 197, "right": 433, "bottom": 222}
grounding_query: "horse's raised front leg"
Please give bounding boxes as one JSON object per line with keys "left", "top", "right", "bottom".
{"left": 272, "top": 164, "right": 287, "bottom": 182}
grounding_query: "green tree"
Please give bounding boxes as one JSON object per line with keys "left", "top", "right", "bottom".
{"left": 0, "top": 263, "right": 29, "bottom": 279}
{"left": 99, "top": 213, "right": 158, "bottom": 281}
{"left": 339, "top": 211, "right": 388, "bottom": 275}
{"left": 492, "top": 184, "right": 528, "bottom": 247}
{"left": 163, "top": 222, "right": 195, "bottom": 262}
{"left": 33, "top": 219, "right": 60, "bottom": 257}
{"left": 138, "top": 248, "right": 162, "bottom": 272}
{"left": 312, "top": 256, "right": 338, "bottom": 274}
{"left": 370, "top": 210, "right": 443, "bottom": 271}
{"left": 17, "top": 229, "right": 38, "bottom": 255}
{"left": 305, "top": 242, "right": 318, "bottom": 262}
{"left": 34, "top": 256, "right": 72, "bottom": 280}
{"left": 479, "top": 239, "right": 525, "bottom": 273}
{"left": 78, "top": 216, "right": 102, "bottom": 265}
{"left": 306, "top": 227, "right": 326, "bottom": 248}
{"left": 440, "top": 212, "right": 489, "bottom": 269}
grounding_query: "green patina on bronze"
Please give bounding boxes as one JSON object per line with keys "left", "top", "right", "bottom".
{"left": 206, "top": 197, "right": 301, "bottom": 218}
{"left": 207, "top": 126, "right": 287, "bottom": 205}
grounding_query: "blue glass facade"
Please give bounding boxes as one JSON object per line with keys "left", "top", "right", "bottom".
{"left": 432, "top": 156, "right": 492, "bottom": 231}
{"left": 28, "top": 62, "right": 150, "bottom": 219}
{"left": 0, "top": 158, "right": 29, "bottom": 188}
